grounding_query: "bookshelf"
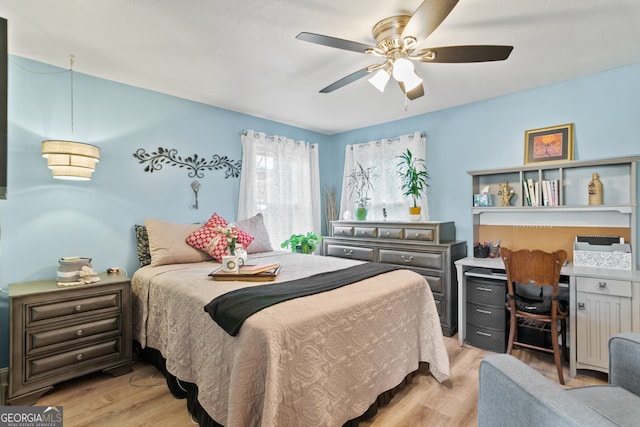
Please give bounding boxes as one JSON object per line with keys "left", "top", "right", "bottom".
{"left": 468, "top": 156, "right": 639, "bottom": 266}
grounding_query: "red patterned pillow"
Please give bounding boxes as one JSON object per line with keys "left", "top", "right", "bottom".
{"left": 186, "top": 213, "right": 254, "bottom": 261}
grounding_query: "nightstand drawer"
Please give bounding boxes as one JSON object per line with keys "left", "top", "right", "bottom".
{"left": 378, "top": 227, "right": 404, "bottom": 239}
{"left": 576, "top": 277, "right": 632, "bottom": 297}
{"left": 403, "top": 227, "right": 435, "bottom": 242}
{"left": 27, "top": 316, "right": 121, "bottom": 354}
{"left": 28, "top": 292, "right": 121, "bottom": 325}
{"left": 325, "top": 244, "right": 374, "bottom": 261}
{"left": 378, "top": 249, "right": 443, "bottom": 270}
{"left": 27, "top": 338, "right": 122, "bottom": 378}
{"left": 422, "top": 274, "right": 443, "bottom": 294}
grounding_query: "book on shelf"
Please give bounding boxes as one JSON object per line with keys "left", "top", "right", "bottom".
{"left": 522, "top": 179, "right": 531, "bottom": 206}
{"left": 209, "top": 263, "right": 282, "bottom": 281}
{"left": 526, "top": 178, "right": 538, "bottom": 206}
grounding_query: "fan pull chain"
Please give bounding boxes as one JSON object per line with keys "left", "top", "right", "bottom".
{"left": 404, "top": 93, "right": 409, "bottom": 111}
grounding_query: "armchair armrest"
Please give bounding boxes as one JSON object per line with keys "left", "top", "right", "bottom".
{"left": 609, "top": 332, "right": 640, "bottom": 396}
{"left": 479, "top": 354, "right": 613, "bottom": 427}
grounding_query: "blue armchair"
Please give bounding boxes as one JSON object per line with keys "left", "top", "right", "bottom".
{"left": 478, "top": 332, "right": 640, "bottom": 426}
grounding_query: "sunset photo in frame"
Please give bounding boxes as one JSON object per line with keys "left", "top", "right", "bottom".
{"left": 524, "top": 123, "right": 574, "bottom": 164}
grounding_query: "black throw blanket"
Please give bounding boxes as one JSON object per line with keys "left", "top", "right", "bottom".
{"left": 205, "top": 262, "right": 399, "bottom": 336}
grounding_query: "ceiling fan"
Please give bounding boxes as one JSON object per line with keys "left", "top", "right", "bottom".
{"left": 296, "top": 0, "right": 513, "bottom": 100}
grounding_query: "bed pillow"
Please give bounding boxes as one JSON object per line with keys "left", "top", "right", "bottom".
{"left": 186, "top": 213, "right": 254, "bottom": 261}
{"left": 145, "top": 218, "right": 212, "bottom": 266}
{"left": 134, "top": 224, "right": 151, "bottom": 267}
{"left": 234, "top": 213, "right": 273, "bottom": 253}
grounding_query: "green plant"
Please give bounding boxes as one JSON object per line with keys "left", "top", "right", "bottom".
{"left": 281, "top": 232, "right": 321, "bottom": 254}
{"left": 396, "top": 149, "right": 430, "bottom": 208}
{"left": 346, "top": 162, "right": 376, "bottom": 209}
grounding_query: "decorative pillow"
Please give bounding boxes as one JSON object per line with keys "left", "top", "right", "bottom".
{"left": 145, "top": 218, "right": 212, "bottom": 267}
{"left": 234, "top": 213, "right": 273, "bottom": 254}
{"left": 186, "top": 213, "right": 254, "bottom": 261}
{"left": 134, "top": 224, "right": 151, "bottom": 267}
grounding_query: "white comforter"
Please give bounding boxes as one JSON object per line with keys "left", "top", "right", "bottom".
{"left": 132, "top": 251, "right": 449, "bottom": 427}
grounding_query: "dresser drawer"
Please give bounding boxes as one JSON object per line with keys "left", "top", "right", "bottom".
{"left": 378, "top": 249, "right": 444, "bottom": 270}
{"left": 28, "top": 292, "right": 121, "bottom": 326}
{"left": 576, "top": 277, "right": 632, "bottom": 297}
{"left": 353, "top": 227, "right": 377, "bottom": 238}
{"left": 403, "top": 227, "right": 435, "bottom": 242}
{"left": 27, "top": 316, "right": 121, "bottom": 354}
{"left": 466, "top": 301, "right": 505, "bottom": 329}
{"left": 325, "top": 244, "right": 374, "bottom": 261}
{"left": 466, "top": 278, "right": 506, "bottom": 306}
{"left": 27, "top": 338, "right": 122, "bottom": 379}
{"left": 333, "top": 226, "right": 354, "bottom": 237}
{"left": 422, "top": 274, "right": 443, "bottom": 294}
{"left": 378, "top": 227, "right": 404, "bottom": 239}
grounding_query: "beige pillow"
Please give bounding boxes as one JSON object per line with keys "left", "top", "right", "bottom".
{"left": 145, "top": 218, "right": 212, "bottom": 266}
{"left": 234, "top": 213, "right": 273, "bottom": 253}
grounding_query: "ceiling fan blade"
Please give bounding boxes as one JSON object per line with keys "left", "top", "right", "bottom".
{"left": 296, "top": 32, "right": 375, "bottom": 54}
{"left": 401, "top": 0, "right": 459, "bottom": 42}
{"left": 398, "top": 81, "right": 425, "bottom": 100}
{"left": 416, "top": 45, "right": 514, "bottom": 63}
{"left": 320, "top": 67, "right": 372, "bottom": 93}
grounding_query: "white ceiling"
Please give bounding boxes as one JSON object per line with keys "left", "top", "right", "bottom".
{"left": 1, "top": 0, "right": 640, "bottom": 135}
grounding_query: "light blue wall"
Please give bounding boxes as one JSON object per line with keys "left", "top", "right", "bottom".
{"left": 1, "top": 56, "right": 639, "bottom": 369}
{"left": 328, "top": 63, "right": 640, "bottom": 264}
{"left": 0, "top": 57, "right": 330, "bottom": 367}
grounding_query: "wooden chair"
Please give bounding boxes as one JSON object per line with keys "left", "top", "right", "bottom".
{"left": 499, "top": 247, "right": 569, "bottom": 384}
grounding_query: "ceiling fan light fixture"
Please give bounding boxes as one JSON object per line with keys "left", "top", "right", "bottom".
{"left": 368, "top": 68, "right": 391, "bottom": 92}
{"left": 391, "top": 57, "right": 414, "bottom": 82}
{"left": 401, "top": 70, "right": 423, "bottom": 92}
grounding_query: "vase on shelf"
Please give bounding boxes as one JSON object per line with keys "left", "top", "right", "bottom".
{"left": 588, "top": 172, "right": 603, "bottom": 205}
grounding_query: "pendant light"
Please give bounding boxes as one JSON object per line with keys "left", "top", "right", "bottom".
{"left": 42, "top": 55, "right": 99, "bottom": 180}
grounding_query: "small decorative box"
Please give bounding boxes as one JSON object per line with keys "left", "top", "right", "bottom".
{"left": 473, "top": 194, "right": 494, "bottom": 207}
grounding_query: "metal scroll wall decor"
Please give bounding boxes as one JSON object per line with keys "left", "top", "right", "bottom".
{"left": 133, "top": 147, "right": 242, "bottom": 209}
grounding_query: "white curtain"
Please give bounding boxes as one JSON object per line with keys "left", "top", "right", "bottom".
{"left": 339, "top": 131, "right": 429, "bottom": 221}
{"left": 238, "top": 130, "right": 321, "bottom": 249}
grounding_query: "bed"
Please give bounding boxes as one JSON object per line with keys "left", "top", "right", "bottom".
{"left": 131, "top": 216, "right": 449, "bottom": 426}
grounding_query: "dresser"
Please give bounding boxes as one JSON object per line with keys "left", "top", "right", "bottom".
{"left": 322, "top": 220, "right": 466, "bottom": 337}
{"left": 8, "top": 272, "right": 133, "bottom": 405}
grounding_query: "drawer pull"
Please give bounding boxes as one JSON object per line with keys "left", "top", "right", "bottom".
{"left": 385, "top": 231, "right": 391, "bottom": 237}
{"left": 76, "top": 329, "right": 83, "bottom": 337}
{"left": 475, "top": 330, "right": 492, "bottom": 337}
{"left": 476, "top": 308, "right": 492, "bottom": 315}
{"left": 598, "top": 281, "right": 607, "bottom": 289}
{"left": 476, "top": 287, "right": 493, "bottom": 292}
{"left": 343, "top": 249, "right": 353, "bottom": 256}
{"left": 76, "top": 353, "right": 83, "bottom": 361}
{"left": 75, "top": 305, "right": 83, "bottom": 312}
{"left": 578, "top": 302, "right": 586, "bottom": 310}
{"left": 414, "top": 233, "right": 420, "bottom": 238}
{"left": 401, "top": 255, "right": 414, "bottom": 263}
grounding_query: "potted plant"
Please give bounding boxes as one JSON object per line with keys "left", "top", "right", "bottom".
{"left": 396, "top": 149, "right": 429, "bottom": 220}
{"left": 346, "top": 162, "right": 375, "bottom": 220}
{"left": 281, "top": 232, "right": 321, "bottom": 254}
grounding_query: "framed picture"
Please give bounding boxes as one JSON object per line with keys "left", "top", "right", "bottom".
{"left": 524, "top": 123, "right": 574, "bottom": 165}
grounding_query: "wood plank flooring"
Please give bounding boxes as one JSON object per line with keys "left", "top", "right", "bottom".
{"left": 35, "top": 336, "right": 607, "bottom": 426}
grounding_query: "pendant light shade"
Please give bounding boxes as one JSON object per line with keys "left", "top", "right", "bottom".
{"left": 42, "top": 140, "right": 100, "bottom": 180}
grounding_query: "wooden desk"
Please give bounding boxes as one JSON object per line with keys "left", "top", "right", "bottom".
{"left": 455, "top": 256, "right": 640, "bottom": 377}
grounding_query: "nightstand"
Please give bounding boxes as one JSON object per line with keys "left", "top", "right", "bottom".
{"left": 8, "top": 272, "right": 133, "bottom": 405}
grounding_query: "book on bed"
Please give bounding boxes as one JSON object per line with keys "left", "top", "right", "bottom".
{"left": 209, "top": 263, "right": 281, "bottom": 281}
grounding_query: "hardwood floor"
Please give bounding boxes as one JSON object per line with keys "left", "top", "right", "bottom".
{"left": 35, "top": 336, "right": 607, "bottom": 426}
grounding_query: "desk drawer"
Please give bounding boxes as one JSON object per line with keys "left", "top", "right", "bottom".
{"left": 325, "top": 244, "right": 374, "bottom": 261}
{"left": 576, "top": 277, "right": 632, "bottom": 297}
{"left": 467, "top": 278, "right": 505, "bottom": 306}
{"left": 378, "top": 249, "right": 443, "bottom": 270}
{"left": 466, "top": 302, "right": 505, "bottom": 330}
{"left": 466, "top": 323, "right": 506, "bottom": 353}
